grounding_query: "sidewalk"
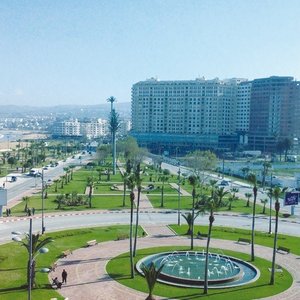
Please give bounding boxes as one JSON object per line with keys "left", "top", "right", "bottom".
{"left": 49, "top": 224, "right": 300, "bottom": 300}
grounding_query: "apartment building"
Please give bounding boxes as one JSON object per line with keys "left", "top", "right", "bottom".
{"left": 131, "top": 77, "right": 247, "bottom": 153}
{"left": 248, "top": 76, "right": 300, "bottom": 151}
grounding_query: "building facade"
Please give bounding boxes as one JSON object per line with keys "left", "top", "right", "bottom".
{"left": 131, "top": 77, "right": 247, "bottom": 154}
{"left": 131, "top": 76, "right": 300, "bottom": 154}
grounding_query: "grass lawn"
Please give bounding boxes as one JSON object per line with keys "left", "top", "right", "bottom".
{"left": 11, "top": 194, "right": 131, "bottom": 216}
{"left": 170, "top": 224, "right": 300, "bottom": 256}
{"left": 0, "top": 225, "right": 143, "bottom": 300}
{"left": 106, "top": 245, "right": 292, "bottom": 300}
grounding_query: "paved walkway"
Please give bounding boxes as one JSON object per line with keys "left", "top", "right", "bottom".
{"left": 49, "top": 224, "right": 300, "bottom": 300}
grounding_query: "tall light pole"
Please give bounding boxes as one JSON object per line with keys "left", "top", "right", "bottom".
{"left": 41, "top": 169, "right": 45, "bottom": 234}
{"left": 12, "top": 219, "right": 50, "bottom": 300}
{"left": 268, "top": 173, "right": 273, "bottom": 234}
{"left": 177, "top": 164, "right": 181, "bottom": 226}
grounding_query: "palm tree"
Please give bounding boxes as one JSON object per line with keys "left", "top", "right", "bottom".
{"left": 108, "top": 96, "right": 120, "bottom": 175}
{"left": 56, "top": 194, "right": 64, "bottom": 209}
{"left": 198, "top": 191, "right": 220, "bottom": 294}
{"left": 181, "top": 211, "right": 200, "bottom": 235}
{"left": 127, "top": 174, "right": 136, "bottom": 278}
{"left": 159, "top": 169, "right": 170, "bottom": 207}
{"left": 215, "top": 187, "right": 229, "bottom": 206}
{"left": 18, "top": 232, "right": 53, "bottom": 288}
{"left": 227, "top": 194, "right": 238, "bottom": 210}
{"left": 122, "top": 171, "right": 129, "bottom": 207}
{"left": 270, "top": 186, "right": 287, "bottom": 285}
{"left": 53, "top": 179, "right": 59, "bottom": 193}
{"left": 261, "top": 198, "right": 268, "bottom": 214}
{"left": 248, "top": 173, "right": 258, "bottom": 261}
{"left": 133, "top": 163, "right": 142, "bottom": 257}
{"left": 141, "top": 262, "right": 165, "bottom": 300}
{"left": 87, "top": 176, "right": 94, "bottom": 208}
{"left": 23, "top": 196, "right": 30, "bottom": 213}
{"left": 188, "top": 175, "right": 197, "bottom": 250}
{"left": 245, "top": 192, "right": 252, "bottom": 207}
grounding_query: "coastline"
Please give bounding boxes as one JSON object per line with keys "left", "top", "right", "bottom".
{"left": 0, "top": 130, "right": 48, "bottom": 151}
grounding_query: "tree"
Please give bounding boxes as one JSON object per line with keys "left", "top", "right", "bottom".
{"left": 7, "top": 156, "right": 17, "bottom": 168}
{"left": 248, "top": 173, "right": 258, "bottom": 261}
{"left": 53, "top": 179, "right": 60, "bottom": 193}
{"left": 87, "top": 176, "right": 94, "bottom": 208}
{"left": 261, "top": 198, "right": 268, "bottom": 214}
{"left": 188, "top": 175, "right": 198, "bottom": 250}
{"left": 23, "top": 196, "right": 30, "bottom": 213}
{"left": 261, "top": 161, "right": 272, "bottom": 189}
{"left": 241, "top": 167, "right": 250, "bottom": 179}
{"left": 270, "top": 186, "right": 287, "bottom": 285}
{"left": 141, "top": 262, "right": 165, "bottom": 300}
{"left": 108, "top": 106, "right": 121, "bottom": 175}
{"left": 215, "top": 187, "right": 229, "bottom": 206}
{"left": 159, "top": 169, "right": 170, "bottom": 208}
{"left": 227, "top": 194, "right": 238, "bottom": 210}
{"left": 245, "top": 192, "right": 252, "bottom": 207}
{"left": 56, "top": 194, "right": 64, "bottom": 209}
{"left": 18, "top": 232, "right": 53, "bottom": 288}
{"left": 198, "top": 191, "right": 221, "bottom": 294}
{"left": 127, "top": 174, "right": 136, "bottom": 279}
{"left": 133, "top": 163, "right": 143, "bottom": 257}
{"left": 181, "top": 211, "right": 200, "bottom": 235}
{"left": 97, "top": 145, "right": 110, "bottom": 165}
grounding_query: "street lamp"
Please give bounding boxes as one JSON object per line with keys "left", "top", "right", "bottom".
{"left": 12, "top": 219, "right": 50, "bottom": 300}
{"left": 268, "top": 172, "right": 273, "bottom": 234}
{"left": 41, "top": 169, "right": 45, "bottom": 234}
{"left": 177, "top": 163, "right": 181, "bottom": 226}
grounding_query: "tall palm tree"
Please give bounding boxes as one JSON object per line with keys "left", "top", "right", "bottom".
{"left": 248, "top": 173, "right": 258, "bottom": 261}
{"left": 188, "top": 175, "right": 197, "bottom": 250}
{"left": 198, "top": 191, "right": 220, "bottom": 294}
{"left": 108, "top": 96, "right": 120, "bottom": 175}
{"left": 227, "top": 194, "right": 238, "bottom": 210}
{"left": 87, "top": 176, "right": 94, "bottom": 208}
{"left": 53, "top": 179, "right": 59, "bottom": 193}
{"left": 159, "top": 169, "right": 170, "bottom": 208}
{"left": 270, "top": 186, "right": 287, "bottom": 285}
{"left": 133, "top": 163, "right": 142, "bottom": 257}
{"left": 245, "top": 192, "right": 252, "bottom": 207}
{"left": 127, "top": 174, "right": 136, "bottom": 278}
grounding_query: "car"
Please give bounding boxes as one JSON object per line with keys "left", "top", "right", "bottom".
{"left": 11, "top": 176, "right": 17, "bottom": 182}
{"left": 219, "top": 180, "right": 230, "bottom": 186}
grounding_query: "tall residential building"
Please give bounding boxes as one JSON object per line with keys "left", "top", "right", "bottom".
{"left": 131, "top": 77, "right": 247, "bottom": 153}
{"left": 52, "top": 119, "right": 81, "bottom": 137}
{"left": 248, "top": 76, "right": 300, "bottom": 151}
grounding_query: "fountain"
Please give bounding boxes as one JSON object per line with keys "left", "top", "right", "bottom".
{"left": 136, "top": 251, "right": 259, "bottom": 288}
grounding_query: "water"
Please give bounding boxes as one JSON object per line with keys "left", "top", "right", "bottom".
{"left": 136, "top": 251, "right": 259, "bottom": 289}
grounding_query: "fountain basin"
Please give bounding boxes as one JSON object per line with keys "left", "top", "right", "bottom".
{"left": 136, "top": 251, "right": 259, "bottom": 288}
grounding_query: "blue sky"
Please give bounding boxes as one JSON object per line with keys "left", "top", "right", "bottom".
{"left": 0, "top": 0, "right": 299, "bottom": 106}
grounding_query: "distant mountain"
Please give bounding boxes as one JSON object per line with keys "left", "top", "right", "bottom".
{"left": 0, "top": 103, "right": 131, "bottom": 119}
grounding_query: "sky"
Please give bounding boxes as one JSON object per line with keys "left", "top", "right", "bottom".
{"left": 0, "top": 0, "right": 300, "bottom": 107}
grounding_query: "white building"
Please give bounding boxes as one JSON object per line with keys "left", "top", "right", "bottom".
{"left": 131, "top": 77, "right": 248, "bottom": 136}
{"left": 53, "top": 119, "right": 81, "bottom": 137}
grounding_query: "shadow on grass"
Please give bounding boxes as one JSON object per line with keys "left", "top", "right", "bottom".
{"left": 0, "top": 285, "right": 26, "bottom": 294}
{"left": 173, "top": 283, "right": 271, "bottom": 299}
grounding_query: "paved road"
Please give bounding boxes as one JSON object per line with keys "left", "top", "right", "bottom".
{"left": 2, "top": 210, "right": 300, "bottom": 244}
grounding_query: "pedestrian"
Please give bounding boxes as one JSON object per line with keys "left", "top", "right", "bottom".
{"left": 6, "top": 209, "right": 9, "bottom": 217}
{"left": 8, "top": 208, "right": 11, "bottom": 216}
{"left": 32, "top": 207, "right": 35, "bottom": 215}
{"left": 62, "top": 269, "right": 67, "bottom": 284}
{"left": 2, "top": 182, "right": 5, "bottom": 188}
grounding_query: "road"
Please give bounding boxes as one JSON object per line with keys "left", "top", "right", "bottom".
{"left": 2, "top": 153, "right": 93, "bottom": 203}
{"left": 1, "top": 210, "right": 300, "bottom": 244}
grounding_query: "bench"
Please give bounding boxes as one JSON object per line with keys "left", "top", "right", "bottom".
{"left": 237, "top": 238, "right": 251, "bottom": 244}
{"left": 277, "top": 246, "right": 290, "bottom": 254}
{"left": 61, "top": 249, "right": 72, "bottom": 257}
{"left": 86, "top": 239, "right": 97, "bottom": 247}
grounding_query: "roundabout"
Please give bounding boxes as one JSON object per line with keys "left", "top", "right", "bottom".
{"left": 49, "top": 224, "right": 298, "bottom": 300}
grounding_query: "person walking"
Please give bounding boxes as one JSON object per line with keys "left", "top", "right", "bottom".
{"left": 62, "top": 269, "right": 68, "bottom": 284}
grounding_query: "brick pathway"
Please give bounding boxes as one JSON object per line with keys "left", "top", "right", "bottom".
{"left": 49, "top": 224, "right": 300, "bottom": 300}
